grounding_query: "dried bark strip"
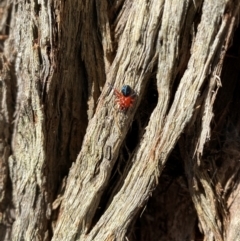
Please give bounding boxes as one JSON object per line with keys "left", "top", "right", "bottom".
{"left": 52, "top": 0, "right": 165, "bottom": 240}
{"left": 6, "top": 0, "right": 93, "bottom": 240}
{"left": 1, "top": 0, "right": 239, "bottom": 240}
{"left": 182, "top": 3, "right": 240, "bottom": 241}
{"left": 80, "top": 0, "right": 237, "bottom": 240}
{"left": 7, "top": 1, "right": 53, "bottom": 240}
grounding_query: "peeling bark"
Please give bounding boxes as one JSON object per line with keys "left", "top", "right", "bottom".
{"left": 0, "top": 0, "right": 240, "bottom": 241}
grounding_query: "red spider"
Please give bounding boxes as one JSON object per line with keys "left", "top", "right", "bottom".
{"left": 108, "top": 83, "right": 136, "bottom": 111}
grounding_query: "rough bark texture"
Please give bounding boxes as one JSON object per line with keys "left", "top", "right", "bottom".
{"left": 0, "top": 0, "right": 240, "bottom": 241}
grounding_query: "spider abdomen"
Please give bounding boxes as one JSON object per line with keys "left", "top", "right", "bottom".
{"left": 116, "top": 95, "right": 135, "bottom": 110}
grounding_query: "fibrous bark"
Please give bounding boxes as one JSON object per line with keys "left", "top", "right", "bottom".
{"left": 0, "top": 0, "right": 240, "bottom": 241}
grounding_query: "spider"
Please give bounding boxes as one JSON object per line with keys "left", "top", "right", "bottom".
{"left": 108, "top": 83, "right": 136, "bottom": 112}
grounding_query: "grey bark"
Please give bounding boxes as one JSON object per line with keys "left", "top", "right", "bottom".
{"left": 0, "top": 0, "right": 240, "bottom": 241}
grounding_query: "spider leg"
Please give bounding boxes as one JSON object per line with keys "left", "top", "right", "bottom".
{"left": 107, "top": 82, "right": 114, "bottom": 89}
{"left": 107, "top": 82, "right": 115, "bottom": 94}
{"left": 107, "top": 82, "right": 122, "bottom": 97}
{"left": 114, "top": 89, "right": 122, "bottom": 98}
{"left": 130, "top": 89, "right": 137, "bottom": 98}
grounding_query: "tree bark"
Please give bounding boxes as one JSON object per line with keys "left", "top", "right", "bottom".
{"left": 0, "top": 0, "right": 240, "bottom": 241}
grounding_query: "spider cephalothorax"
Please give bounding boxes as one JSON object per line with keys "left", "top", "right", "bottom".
{"left": 108, "top": 83, "right": 136, "bottom": 111}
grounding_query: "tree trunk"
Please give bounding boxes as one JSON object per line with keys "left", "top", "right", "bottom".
{"left": 0, "top": 0, "right": 240, "bottom": 240}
